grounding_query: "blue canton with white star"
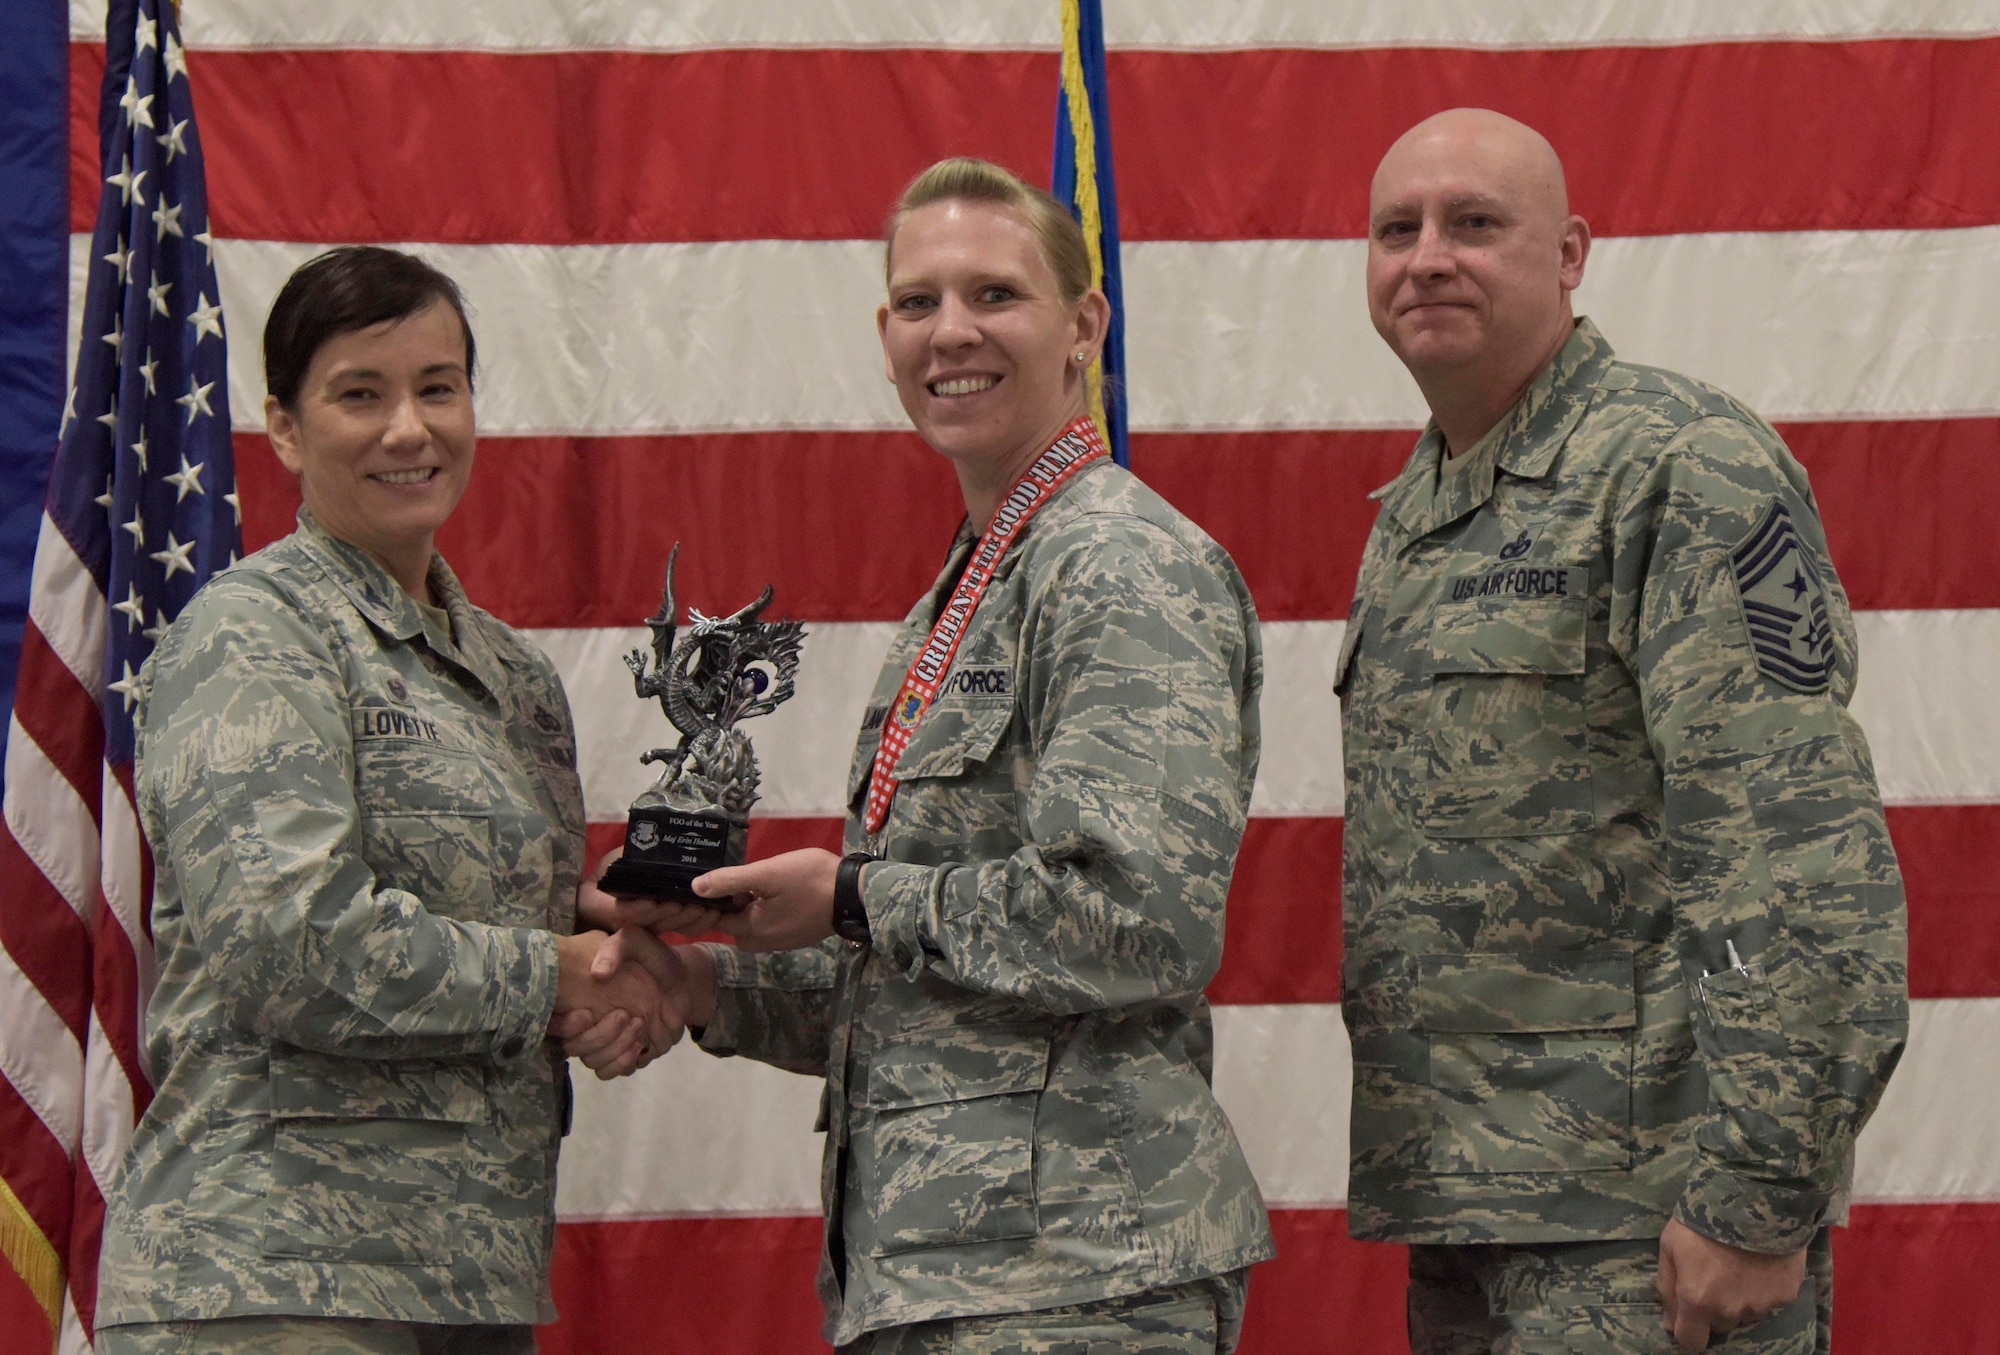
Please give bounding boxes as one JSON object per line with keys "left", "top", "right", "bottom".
{"left": 54, "top": 0, "right": 240, "bottom": 763}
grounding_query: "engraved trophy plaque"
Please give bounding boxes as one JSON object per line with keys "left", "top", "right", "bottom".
{"left": 597, "top": 545, "right": 805, "bottom": 904}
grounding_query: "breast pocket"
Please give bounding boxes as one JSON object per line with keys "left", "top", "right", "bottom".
{"left": 261, "top": 1048, "right": 486, "bottom": 1266}
{"left": 354, "top": 743, "right": 497, "bottom": 922}
{"left": 880, "top": 700, "right": 1018, "bottom": 846}
{"left": 1421, "top": 593, "right": 1593, "bottom": 837}
{"left": 1420, "top": 950, "right": 1637, "bottom": 1174}
{"left": 852, "top": 1028, "right": 1049, "bottom": 1257}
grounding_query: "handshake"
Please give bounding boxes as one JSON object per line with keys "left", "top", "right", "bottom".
{"left": 544, "top": 846, "right": 843, "bottom": 1078}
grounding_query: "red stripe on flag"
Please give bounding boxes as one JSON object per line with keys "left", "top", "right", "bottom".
{"left": 65, "top": 1159, "right": 106, "bottom": 1345}
{"left": 541, "top": 1214, "right": 829, "bottom": 1354}
{"left": 1833, "top": 1203, "right": 2000, "bottom": 1355}
{"left": 72, "top": 45, "right": 1053, "bottom": 244}
{"left": 71, "top": 41, "right": 2000, "bottom": 242}
{"left": 90, "top": 886, "right": 153, "bottom": 1122}
{"left": 1211, "top": 818, "right": 1345, "bottom": 1007}
{"left": 9, "top": 622, "right": 106, "bottom": 817}
{"left": 0, "top": 1249, "right": 54, "bottom": 1355}
{"left": 541, "top": 1204, "right": 1996, "bottom": 1351}
{"left": 0, "top": 1080, "right": 75, "bottom": 1270}
{"left": 1782, "top": 418, "right": 2000, "bottom": 614}
{"left": 1109, "top": 39, "right": 2000, "bottom": 241}
{"left": 0, "top": 825, "right": 93, "bottom": 1042}
{"left": 589, "top": 808, "right": 1996, "bottom": 1003}
{"left": 236, "top": 422, "right": 2000, "bottom": 629}
{"left": 1890, "top": 804, "right": 2000, "bottom": 1002}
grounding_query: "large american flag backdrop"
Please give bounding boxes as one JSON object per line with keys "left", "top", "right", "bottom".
{"left": 3, "top": 2, "right": 1997, "bottom": 1351}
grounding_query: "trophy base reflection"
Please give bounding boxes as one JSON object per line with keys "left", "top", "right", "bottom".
{"left": 598, "top": 806, "right": 748, "bottom": 908}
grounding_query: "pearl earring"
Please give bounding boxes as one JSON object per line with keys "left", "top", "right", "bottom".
{"left": 1075, "top": 352, "right": 1087, "bottom": 363}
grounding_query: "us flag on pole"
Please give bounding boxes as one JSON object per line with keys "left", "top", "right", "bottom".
{"left": 0, "top": 0, "right": 236, "bottom": 1348}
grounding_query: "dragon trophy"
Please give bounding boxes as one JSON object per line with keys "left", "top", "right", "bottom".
{"left": 597, "top": 544, "right": 806, "bottom": 904}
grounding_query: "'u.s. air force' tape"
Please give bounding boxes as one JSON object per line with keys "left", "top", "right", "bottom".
{"left": 1730, "top": 499, "right": 1834, "bottom": 694}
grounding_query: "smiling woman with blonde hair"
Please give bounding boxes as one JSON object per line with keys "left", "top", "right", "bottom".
{"left": 587, "top": 158, "right": 1275, "bottom": 1353}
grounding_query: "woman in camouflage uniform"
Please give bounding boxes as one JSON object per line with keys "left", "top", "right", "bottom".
{"left": 589, "top": 160, "right": 1275, "bottom": 1354}
{"left": 97, "top": 248, "right": 675, "bottom": 1355}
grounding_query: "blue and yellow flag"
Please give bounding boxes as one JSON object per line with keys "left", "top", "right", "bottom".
{"left": 1051, "top": 0, "right": 1127, "bottom": 467}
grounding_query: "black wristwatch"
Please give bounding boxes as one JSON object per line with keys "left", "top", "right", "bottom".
{"left": 833, "top": 852, "right": 876, "bottom": 945}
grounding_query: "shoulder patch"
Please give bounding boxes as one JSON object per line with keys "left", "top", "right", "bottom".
{"left": 1729, "top": 500, "right": 1833, "bottom": 693}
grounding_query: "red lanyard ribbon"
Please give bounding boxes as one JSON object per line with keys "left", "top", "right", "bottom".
{"left": 862, "top": 417, "right": 1108, "bottom": 834}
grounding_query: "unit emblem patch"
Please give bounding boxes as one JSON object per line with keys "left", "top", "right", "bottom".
{"left": 1730, "top": 500, "right": 1833, "bottom": 693}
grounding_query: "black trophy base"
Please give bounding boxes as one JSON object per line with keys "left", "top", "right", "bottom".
{"left": 598, "top": 806, "right": 746, "bottom": 910}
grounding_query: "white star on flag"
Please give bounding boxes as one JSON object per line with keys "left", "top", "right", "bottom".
{"left": 151, "top": 532, "right": 197, "bottom": 580}
{"left": 224, "top": 490, "right": 241, "bottom": 525}
{"left": 108, "top": 661, "right": 143, "bottom": 714}
{"left": 106, "top": 156, "right": 146, "bottom": 206}
{"left": 152, "top": 197, "right": 183, "bottom": 241}
{"left": 163, "top": 456, "right": 206, "bottom": 501}
{"left": 131, "top": 429, "right": 150, "bottom": 471}
{"left": 158, "top": 117, "right": 188, "bottom": 162}
{"left": 176, "top": 377, "right": 215, "bottom": 425}
{"left": 121, "top": 511, "right": 145, "bottom": 547}
{"left": 103, "top": 239, "right": 132, "bottom": 281}
{"left": 188, "top": 293, "right": 225, "bottom": 343}
{"left": 147, "top": 274, "right": 173, "bottom": 316}
{"left": 119, "top": 76, "right": 155, "bottom": 130}
{"left": 164, "top": 33, "right": 188, "bottom": 81}
{"left": 113, "top": 583, "right": 147, "bottom": 630}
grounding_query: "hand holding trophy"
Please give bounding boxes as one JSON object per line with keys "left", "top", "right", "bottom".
{"left": 597, "top": 544, "right": 805, "bottom": 906}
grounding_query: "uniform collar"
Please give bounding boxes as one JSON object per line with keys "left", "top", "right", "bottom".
{"left": 294, "top": 509, "right": 507, "bottom": 698}
{"left": 1372, "top": 317, "right": 1615, "bottom": 538}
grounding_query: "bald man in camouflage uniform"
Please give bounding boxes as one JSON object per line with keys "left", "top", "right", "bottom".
{"left": 1337, "top": 110, "right": 1908, "bottom": 1353}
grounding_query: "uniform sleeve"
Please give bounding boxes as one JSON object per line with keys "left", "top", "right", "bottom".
{"left": 138, "top": 575, "right": 560, "bottom": 1065}
{"left": 1609, "top": 417, "right": 1908, "bottom": 1253}
{"left": 861, "top": 526, "right": 1257, "bottom": 1016}
{"left": 695, "top": 940, "right": 840, "bottom": 1076}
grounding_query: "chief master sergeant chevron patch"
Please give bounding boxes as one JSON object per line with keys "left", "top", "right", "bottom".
{"left": 1730, "top": 499, "right": 1834, "bottom": 692}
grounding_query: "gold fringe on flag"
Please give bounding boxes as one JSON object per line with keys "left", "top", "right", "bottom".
{"left": 0, "top": 1172, "right": 63, "bottom": 1350}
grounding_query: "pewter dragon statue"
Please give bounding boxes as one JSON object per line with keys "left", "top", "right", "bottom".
{"left": 625, "top": 543, "right": 806, "bottom": 817}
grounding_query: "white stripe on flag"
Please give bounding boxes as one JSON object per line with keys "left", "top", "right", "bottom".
{"left": 65, "top": 231, "right": 2000, "bottom": 439}
{"left": 532, "top": 611, "right": 2000, "bottom": 821}
{"left": 553, "top": 997, "right": 1997, "bottom": 1219}
{"left": 98, "top": 765, "right": 157, "bottom": 1020}
{"left": 3, "top": 717, "right": 104, "bottom": 922}
{"left": 0, "top": 939, "right": 85, "bottom": 1163}
{"left": 27, "top": 512, "right": 107, "bottom": 703}
{"left": 70, "top": 0, "right": 2000, "bottom": 51}
{"left": 78, "top": 1008, "right": 136, "bottom": 1199}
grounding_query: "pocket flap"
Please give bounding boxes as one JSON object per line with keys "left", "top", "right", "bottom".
{"left": 271, "top": 1047, "right": 487, "bottom": 1123}
{"left": 1428, "top": 585, "right": 1588, "bottom": 676}
{"left": 1419, "top": 950, "right": 1636, "bottom": 1033}
{"left": 894, "top": 699, "right": 1014, "bottom": 782}
{"left": 354, "top": 743, "right": 493, "bottom": 817}
{"left": 862, "top": 1026, "right": 1050, "bottom": 1109}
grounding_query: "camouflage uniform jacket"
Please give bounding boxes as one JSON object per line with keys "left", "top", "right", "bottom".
{"left": 698, "top": 460, "right": 1275, "bottom": 1344}
{"left": 98, "top": 510, "right": 585, "bottom": 1329}
{"left": 1336, "top": 319, "right": 1908, "bottom": 1253}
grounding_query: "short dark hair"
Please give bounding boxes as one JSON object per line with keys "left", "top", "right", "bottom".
{"left": 263, "top": 246, "right": 475, "bottom": 408}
